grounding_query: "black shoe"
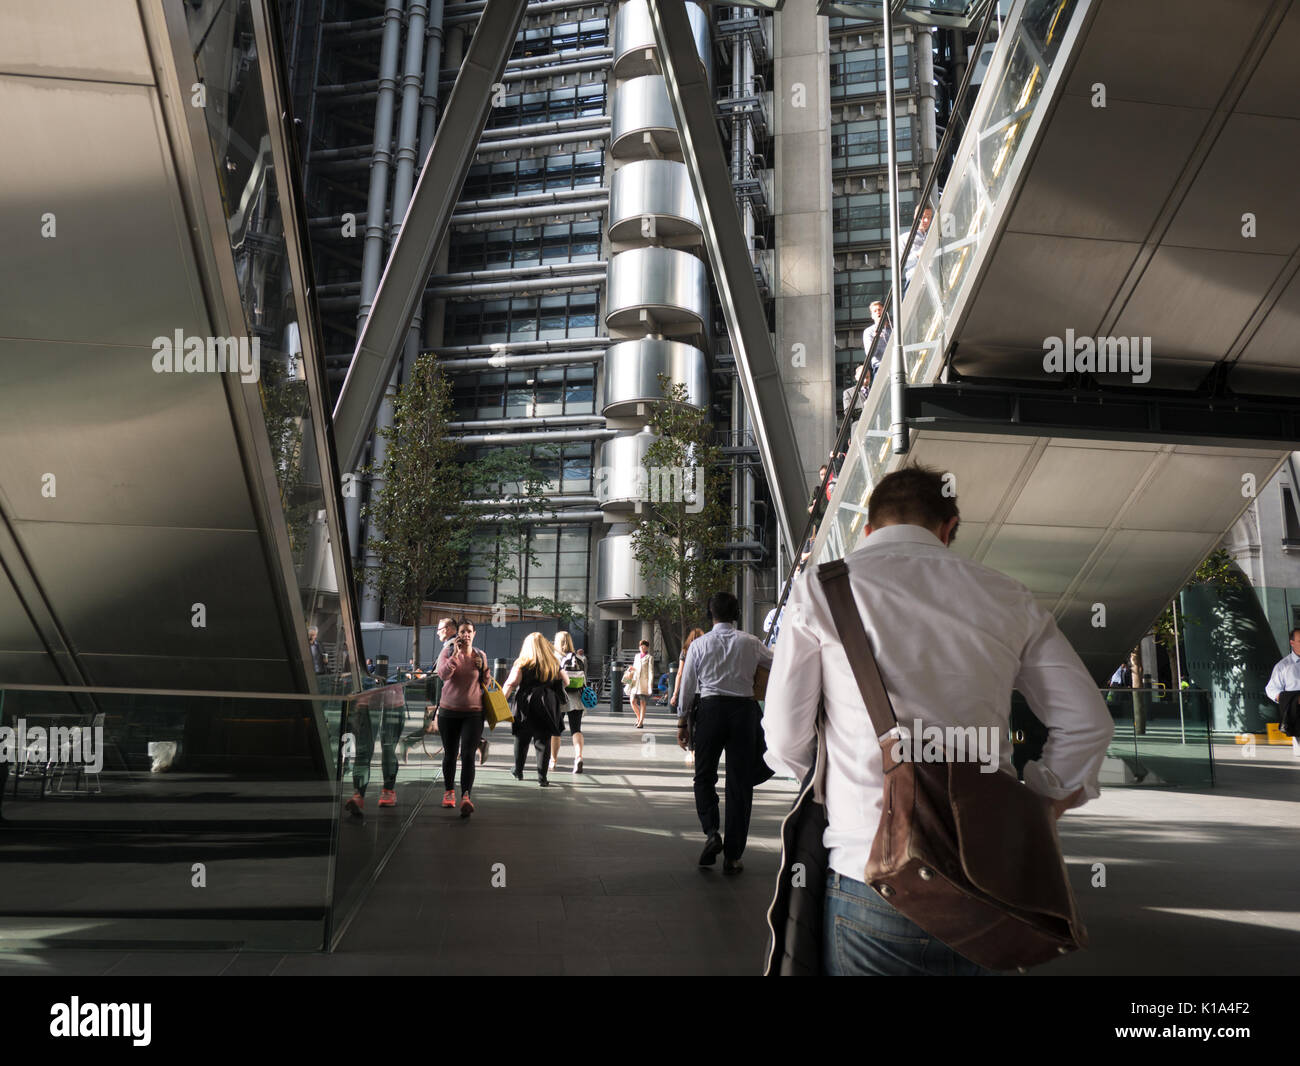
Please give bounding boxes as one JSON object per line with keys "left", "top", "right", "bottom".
{"left": 723, "top": 858, "right": 744, "bottom": 875}
{"left": 511, "top": 769, "right": 523, "bottom": 781}
{"left": 539, "top": 777, "right": 551, "bottom": 787}
{"left": 698, "top": 832, "right": 723, "bottom": 866}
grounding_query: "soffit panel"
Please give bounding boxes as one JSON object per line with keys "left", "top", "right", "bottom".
{"left": 1119, "top": 451, "right": 1285, "bottom": 533}
{"left": 1163, "top": 113, "right": 1300, "bottom": 255}
{"left": 1004, "top": 444, "right": 1156, "bottom": 527}
{"left": 954, "top": 232, "right": 1139, "bottom": 352}
{"left": 1237, "top": 2, "right": 1300, "bottom": 119}
{"left": 1112, "top": 245, "right": 1287, "bottom": 362}
{"left": 1061, "top": 0, "right": 1274, "bottom": 109}
{"left": 981, "top": 524, "right": 1105, "bottom": 598}
{"left": 1005, "top": 96, "right": 1209, "bottom": 244}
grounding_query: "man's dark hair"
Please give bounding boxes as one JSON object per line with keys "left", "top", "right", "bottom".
{"left": 1289, "top": 627, "right": 1300, "bottom": 642}
{"left": 708, "top": 591, "right": 740, "bottom": 623}
{"left": 867, "top": 465, "right": 960, "bottom": 538}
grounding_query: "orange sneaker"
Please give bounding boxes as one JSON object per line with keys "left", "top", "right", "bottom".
{"left": 459, "top": 792, "right": 474, "bottom": 818}
{"left": 345, "top": 792, "right": 364, "bottom": 817}
{"left": 441, "top": 789, "right": 456, "bottom": 808}
{"left": 378, "top": 789, "right": 396, "bottom": 807}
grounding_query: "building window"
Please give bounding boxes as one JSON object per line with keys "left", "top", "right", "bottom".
{"left": 1283, "top": 485, "right": 1300, "bottom": 547}
{"left": 487, "top": 82, "right": 607, "bottom": 129}
{"left": 444, "top": 291, "right": 600, "bottom": 346}
{"left": 462, "top": 151, "right": 604, "bottom": 199}
{"left": 830, "top": 45, "right": 912, "bottom": 99}
{"left": 833, "top": 268, "right": 891, "bottom": 326}
{"left": 449, "top": 220, "right": 601, "bottom": 271}
{"left": 831, "top": 116, "right": 915, "bottom": 170}
{"left": 832, "top": 190, "right": 918, "bottom": 244}
{"left": 452, "top": 522, "right": 591, "bottom": 611}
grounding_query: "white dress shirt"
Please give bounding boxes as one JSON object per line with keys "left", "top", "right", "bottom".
{"left": 1265, "top": 651, "right": 1300, "bottom": 701}
{"left": 763, "top": 523, "right": 1114, "bottom": 880}
{"left": 676, "top": 622, "right": 774, "bottom": 717}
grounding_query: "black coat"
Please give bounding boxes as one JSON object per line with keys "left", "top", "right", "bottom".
{"left": 763, "top": 735, "right": 829, "bottom": 976}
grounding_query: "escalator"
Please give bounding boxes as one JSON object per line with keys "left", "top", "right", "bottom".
{"left": 811, "top": 0, "right": 1300, "bottom": 680}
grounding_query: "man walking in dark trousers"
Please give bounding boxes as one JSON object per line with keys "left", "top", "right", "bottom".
{"left": 675, "top": 592, "right": 774, "bottom": 873}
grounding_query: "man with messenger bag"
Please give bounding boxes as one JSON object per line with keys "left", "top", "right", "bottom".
{"left": 762, "top": 466, "right": 1113, "bottom": 976}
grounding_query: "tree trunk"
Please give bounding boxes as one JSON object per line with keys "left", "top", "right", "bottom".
{"left": 1129, "top": 647, "right": 1147, "bottom": 736}
{"left": 412, "top": 617, "right": 422, "bottom": 672}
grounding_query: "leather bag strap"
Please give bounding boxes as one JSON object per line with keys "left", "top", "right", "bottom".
{"left": 816, "top": 559, "right": 900, "bottom": 743}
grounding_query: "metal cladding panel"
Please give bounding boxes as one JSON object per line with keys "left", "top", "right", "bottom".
{"left": 0, "top": 0, "right": 154, "bottom": 83}
{"left": 1235, "top": 268, "right": 1300, "bottom": 375}
{"left": 609, "top": 158, "right": 702, "bottom": 241}
{"left": 610, "top": 75, "right": 680, "bottom": 159}
{"left": 605, "top": 246, "right": 707, "bottom": 331}
{"left": 595, "top": 532, "right": 649, "bottom": 605}
{"left": 18, "top": 523, "right": 288, "bottom": 661}
{"left": 597, "top": 429, "right": 658, "bottom": 509}
{"left": 1237, "top": 1, "right": 1300, "bottom": 119}
{"left": 613, "top": 0, "right": 709, "bottom": 80}
{"left": 1061, "top": 0, "right": 1276, "bottom": 109}
{"left": 0, "top": 341, "right": 258, "bottom": 530}
{"left": 1162, "top": 112, "right": 1300, "bottom": 256}
{"left": 0, "top": 75, "right": 209, "bottom": 347}
{"left": 905, "top": 433, "right": 1287, "bottom": 683}
{"left": 601, "top": 338, "right": 709, "bottom": 414}
{"left": 1111, "top": 246, "right": 1289, "bottom": 363}
{"left": 1003, "top": 95, "right": 1209, "bottom": 245}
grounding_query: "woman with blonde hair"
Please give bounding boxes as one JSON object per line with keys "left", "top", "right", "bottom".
{"left": 503, "top": 632, "right": 570, "bottom": 786}
{"left": 552, "top": 631, "right": 587, "bottom": 773}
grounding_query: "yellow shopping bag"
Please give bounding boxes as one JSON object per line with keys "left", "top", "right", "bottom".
{"left": 482, "top": 676, "right": 513, "bottom": 731}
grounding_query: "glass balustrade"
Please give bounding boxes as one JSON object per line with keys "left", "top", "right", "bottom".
{"left": 816, "top": 0, "right": 1088, "bottom": 566}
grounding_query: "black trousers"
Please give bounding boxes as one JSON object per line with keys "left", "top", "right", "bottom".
{"left": 692, "top": 696, "right": 760, "bottom": 861}
{"left": 438, "top": 711, "right": 484, "bottom": 794}
{"left": 512, "top": 721, "right": 550, "bottom": 781}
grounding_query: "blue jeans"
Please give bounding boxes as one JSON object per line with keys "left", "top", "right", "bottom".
{"left": 823, "top": 870, "right": 995, "bottom": 976}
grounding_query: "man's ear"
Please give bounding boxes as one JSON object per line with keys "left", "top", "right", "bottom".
{"left": 937, "top": 516, "right": 960, "bottom": 546}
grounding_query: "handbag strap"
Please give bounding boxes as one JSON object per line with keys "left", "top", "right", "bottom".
{"left": 815, "top": 559, "right": 900, "bottom": 745}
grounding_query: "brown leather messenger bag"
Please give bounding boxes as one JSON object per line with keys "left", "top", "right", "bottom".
{"left": 817, "top": 558, "right": 1088, "bottom": 971}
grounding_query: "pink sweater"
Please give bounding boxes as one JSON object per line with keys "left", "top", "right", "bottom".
{"left": 436, "top": 645, "right": 485, "bottom": 712}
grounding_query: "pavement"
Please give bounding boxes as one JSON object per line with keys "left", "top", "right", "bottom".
{"left": 0, "top": 714, "right": 1296, "bottom": 976}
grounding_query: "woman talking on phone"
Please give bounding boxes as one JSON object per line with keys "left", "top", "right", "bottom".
{"left": 434, "top": 620, "right": 489, "bottom": 817}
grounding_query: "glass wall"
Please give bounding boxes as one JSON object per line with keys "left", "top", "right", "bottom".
{"left": 0, "top": 681, "right": 436, "bottom": 952}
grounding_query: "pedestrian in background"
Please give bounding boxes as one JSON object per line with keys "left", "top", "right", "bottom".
{"left": 435, "top": 620, "right": 489, "bottom": 818}
{"left": 504, "top": 633, "right": 570, "bottom": 787}
{"left": 675, "top": 593, "right": 773, "bottom": 874}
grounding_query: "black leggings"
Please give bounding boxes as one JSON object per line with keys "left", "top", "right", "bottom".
{"left": 437, "top": 711, "right": 484, "bottom": 794}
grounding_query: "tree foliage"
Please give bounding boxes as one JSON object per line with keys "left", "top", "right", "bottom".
{"left": 363, "top": 355, "right": 472, "bottom": 666}
{"left": 466, "top": 445, "right": 558, "bottom": 620}
{"left": 1153, "top": 547, "right": 1247, "bottom": 651}
{"left": 630, "top": 377, "right": 736, "bottom": 660}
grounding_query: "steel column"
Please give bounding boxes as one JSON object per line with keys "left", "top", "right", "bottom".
{"left": 646, "top": 0, "right": 804, "bottom": 561}
{"left": 333, "top": 0, "right": 529, "bottom": 473}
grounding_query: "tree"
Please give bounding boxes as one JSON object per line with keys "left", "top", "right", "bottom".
{"left": 363, "top": 354, "right": 472, "bottom": 668}
{"left": 630, "top": 376, "right": 736, "bottom": 660}
{"left": 1152, "top": 548, "right": 1246, "bottom": 652}
{"left": 467, "top": 445, "right": 558, "bottom": 620}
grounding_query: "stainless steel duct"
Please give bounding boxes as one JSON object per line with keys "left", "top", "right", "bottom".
{"left": 605, "top": 247, "right": 707, "bottom": 334}
{"left": 602, "top": 337, "right": 708, "bottom": 415}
